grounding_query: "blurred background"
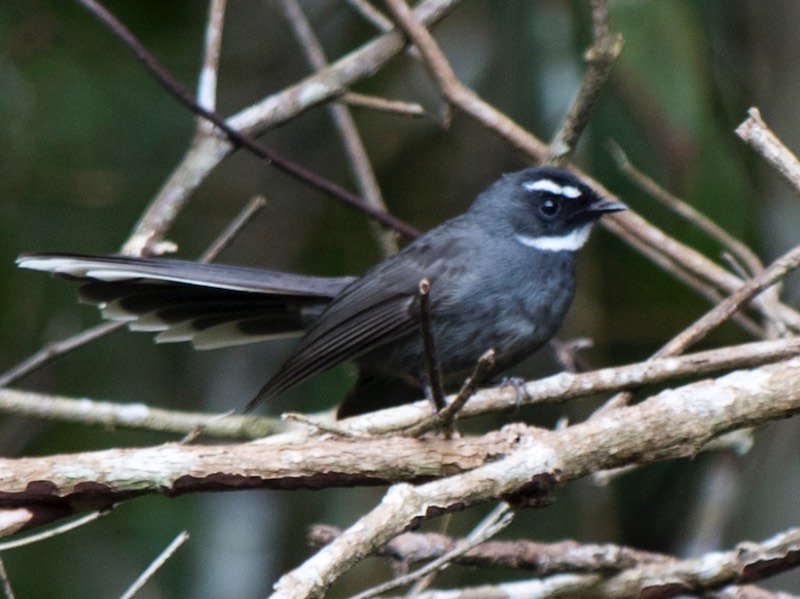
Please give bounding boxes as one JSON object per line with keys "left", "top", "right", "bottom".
{"left": 2, "top": 1, "right": 800, "bottom": 597}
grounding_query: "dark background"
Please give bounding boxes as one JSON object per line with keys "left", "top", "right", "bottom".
{"left": 2, "top": 1, "right": 800, "bottom": 597}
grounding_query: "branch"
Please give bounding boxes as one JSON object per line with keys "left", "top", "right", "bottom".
{"left": 118, "top": 531, "right": 189, "bottom": 599}
{"left": 270, "top": 357, "right": 800, "bottom": 597}
{"left": 3, "top": 337, "right": 797, "bottom": 438}
{"left": 309, "top": 525, "right": 671, "bottom": 573}
{"left": 379, "top": 0, "right": 800, "bottom": 334}
{"left": 111, "top": 0, "right": 459, "bottom": 255}
{"left": 195, "top": 0, "right": 226, "bottom": 127}
{"left": 736, "top": 107, "right": 800, "bottom": 196}
{"left": 545, "top": 0, "right": 623, "bottom": 166}
{"left": 4, "top": 355, "right": 795, "bottom": 583}
{"left": 0, "top": 388, "right": 281, "bottom": 440}
{"left": 344, "top": 337, "right": 800, "bottom": 435}
{"left": 3, "top": 336, "right": 797, "bottom": 439}
{"left": 279, "top": 0, "right": 398, "bottom": 256}
{"left": 596, "top": 242, "right": 800, "bottom": 413}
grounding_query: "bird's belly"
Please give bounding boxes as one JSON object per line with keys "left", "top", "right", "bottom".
{"left": 361, "top": 289, "right": 570, "bottom": 387}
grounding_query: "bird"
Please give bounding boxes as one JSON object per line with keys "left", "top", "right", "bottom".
{"left": 17, "top": 167, "right": 625, "bottom": 418}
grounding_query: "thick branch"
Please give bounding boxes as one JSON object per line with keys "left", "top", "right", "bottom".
{"left": 3, "top": 358, "right": 799, "bottom": 555}
{"left": 270, "top": 357, "right": 800, "bottom": 597}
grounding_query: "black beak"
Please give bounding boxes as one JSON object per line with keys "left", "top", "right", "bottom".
{"left": 586, "top": 198, "right": 626, "bottom": 216}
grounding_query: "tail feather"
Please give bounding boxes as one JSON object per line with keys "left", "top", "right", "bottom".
{"left": 17, "top": 252, "right": 352, "bottom": 349}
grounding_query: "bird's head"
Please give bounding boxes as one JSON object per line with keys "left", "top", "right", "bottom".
{"left": 470, "top": 167, "right": 626, "bottom": 251}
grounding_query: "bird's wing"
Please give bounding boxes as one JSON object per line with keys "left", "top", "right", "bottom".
{"left": 17, "top": 253, "right": 354, "bottom": 349}
{"left": 254, "top": 219, "right": 476, "bottom": 402}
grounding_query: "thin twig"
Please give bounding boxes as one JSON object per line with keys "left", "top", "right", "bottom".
{"left": 282, "top": 412, "right": 358, "bottom": 438}
{"left": 73, "top": 0, "right": 420, "bottom": 244}
{"left": 610, "top": 142, "right": 763, "bottom": 277}
{"left": 0, "top": 321, "right": 123, "bottom": 387}
{"left": 418, "top": 279, "right": 446, "bottom": 415}
{"left": 280, "top": 0, "right": 398, "bottom": 256}
{"left": 406, "top": 349, "right": 495, "bottom": 437}
{"left": 197, "top": 195, "right": 266, "bottom": 261}
{"left": 736, "top": 107, "right": 800, "bottom": 197}
{"left": 341, "top": 92, "right": 426, "bottom": 118}
{"left": 196, "top": 0, "right": 226, "bottom": 133}
{"left": 350, "top": 504, "right": 513, "bottom": 599}
{"left": 0, "top": 558, "right": 14, "bottom": 599}
{"left": 405, "top": 502, "right": 510, "bottom": 596}
{"left": 384, "top": 0, "right": 460, "bottom": 127}
{"left": 346, "top": 0, "right": 393, "bottom": 31}
{"left": 0, "top": 511, "right": 107, "bottom": 551}
{"left": 656, "top": 245, "right": 800, "bottom": 356}
{"left": 118, "top": 530, "right": 190, "bottom": 599}
{"left": 611, "top": 141, "right": 785, "bottom": 338}
{"left": 545, "top": 0, "right": 623, "bottom": 166}
{"left": 180, "top": 409, "right": 236, "bottom": 444}
{"left": 596, "top": 243, "right": 800, "bottom": 414}
{"left": 0, "top": 387, "right": 281, "bottom": 439}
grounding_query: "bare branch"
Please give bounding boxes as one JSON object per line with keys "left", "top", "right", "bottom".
{"left": 118, "top": 531, "right": 190, "bottom": 599}
{"left": 736, "top": 107, "right": 800, "bottom": 196}
{"left": 0, "top": 558, "right": 14, "bottom": 599}
{"left": 418, "top": 278, "right": 446, "bottom": 414}
{"left": 596, "top": 242, "right": 800, "bottom": 413}
{"left": 546, "top": 0, "right": 623, "bottom": 166}
{"left": 341, "top": 92, "right": 426, "bottom": 117}
{"left": 0, "top": 388, "right": 281, "bottom": 439}
{"left": 346, "top": 0, "right": 393, "bottom": 31}
{"left": 0, "top": 511, "right": 107, "bottom": 548}
{"left": 196, "top": 0, "right": 226, "bottom": 130}
{"left": 197, "top": 195, "right": 266, "bottom": 261}
{"left": 309, "top": 524, "right": 671, "bottom": 573}
{"left": 3, "top": 337, "right": 797, "bottom": 439}
{"left": 351, "top": 504, "right": 513, "bottom": 599}
{"left": 0, "top": 321, "right": 124, "bottom": 388}
{"left": 610, "top": 142, "right": 763, "bottom": 277}
{"left": 407, "top": 349, "right": 495, "bottom": 437}
{"left": 279, "top": 0, "right": 398, "bottom": 256}
{"left": 116, "top": 0, "right": 460, "bottom": 255}
{"left": 345, "top": 337, "right": 800, "bottom": 435}
{"left": 270, "top": 357, "right": 800, "bottom": 597}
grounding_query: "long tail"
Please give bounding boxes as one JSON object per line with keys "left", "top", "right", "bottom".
{"left": 18, "top": 253, "right": 354, "bottom": 349}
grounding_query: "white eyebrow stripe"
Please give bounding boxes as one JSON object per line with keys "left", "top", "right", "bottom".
{"left": 515, "top": 224, "right": 593, "bottom": 252}
{"left": 523, "top": 178, "right": 583, "bottom": 199}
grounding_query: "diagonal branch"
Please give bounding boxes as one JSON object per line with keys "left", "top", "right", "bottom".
{"left": 73, "top": 0, "right": 420, "bottom": 249}
{"left": 269, "top": 357, "right": 800, "bottom": 597}
{"left": 104, "top": 0, "right": 459, "bottom": 255}
{"left": 595, "top": 243, "right": 800, "bottom": 414}
{"left": 279, "top": 0, "right": 398, "bottom": 256}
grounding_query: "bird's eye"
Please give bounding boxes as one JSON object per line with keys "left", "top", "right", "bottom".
{"left": 539, "top": 197, "right": 560, "bottom": 219}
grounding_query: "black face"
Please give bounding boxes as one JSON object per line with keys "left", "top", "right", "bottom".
{"left": 471, "top": 167, "right": 625, "bottom": 240}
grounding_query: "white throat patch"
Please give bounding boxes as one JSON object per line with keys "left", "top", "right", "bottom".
{"left": 515, "top": 223, "right": 593, "bottom": 252}
{"left": 523, "top": 178, "right": 583, "bottom": 199}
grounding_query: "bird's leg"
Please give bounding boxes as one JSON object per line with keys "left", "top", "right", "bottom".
{"left": 493, "top": 376, "right": 530, "bottom": 410}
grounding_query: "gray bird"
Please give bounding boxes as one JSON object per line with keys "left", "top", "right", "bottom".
{"left": 17, "top": 167, "right": 624, "bottom": 417}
